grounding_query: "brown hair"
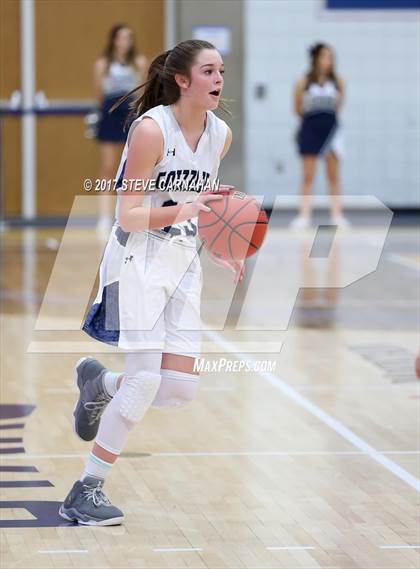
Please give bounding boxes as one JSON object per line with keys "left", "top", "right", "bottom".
{"left": 305, "top": 43, "right": 340, "bottom": 91}
{"left": 111, "top": 39, "right": 230, "bottom": 123}
{"left": 102, "top": 23, "right": 137, "bottom": 72}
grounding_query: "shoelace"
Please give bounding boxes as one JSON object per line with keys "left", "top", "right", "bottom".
{"left": 83, "top": 393, "right": 110, "bottom": 425}
{"left": 82, "top": 482, "right": 111, "bottom": 507}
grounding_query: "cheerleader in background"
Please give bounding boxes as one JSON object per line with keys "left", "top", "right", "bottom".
{"left": 291, "top": 43, "right": 349, "bottom": 229}
{"left": 94, "top": 24, "right": 148, "bottom": 234}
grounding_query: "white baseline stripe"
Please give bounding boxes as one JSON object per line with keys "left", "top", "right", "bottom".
{"left": 153, "top": 548, "right": 202, "bottom": 552}
{"left": 205, "top": 329, "right": 420, "bottom": 493}
{"left": 379, "top": 545, "right": 420, "bottom": 550}
{"left": 267, "top": 546, "right": 315, "bottom": 551}
{"left": 153, "top": 450, "right": 420, "bottom": 457}
{"left": 38, "top": 550, "right": 88, "bottom": 554}
{"left": 1, "top": 450, "right": 419, "bottom": 460}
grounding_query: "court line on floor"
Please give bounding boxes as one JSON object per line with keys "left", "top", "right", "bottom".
{"left": 379, "top": 545, "right": 420, "bottom": 550}
{"left": 3, "top": 450, "right": 419, "bottom": 459}
{"left": 266, "top": 546, "right": 315, "bottom": 551}
{"left": 153, "top": 450, "right": 420, "bottom": 457}
{"left": 204, "top": 330, "right": 420, "bottom": 493}
{"left": 153, "top": 548, "right": 202, "bottom": 553}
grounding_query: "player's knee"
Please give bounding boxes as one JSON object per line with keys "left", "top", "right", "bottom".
{"left": 152, "top": 369, "right": 199, "bottom": 410}
{"left": 119, "top": 372, "right": 161, "bottom": 423}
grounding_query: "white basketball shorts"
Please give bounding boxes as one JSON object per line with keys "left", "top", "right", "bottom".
{"left": 118, "top": 231, "right": 202, "bottom": 356}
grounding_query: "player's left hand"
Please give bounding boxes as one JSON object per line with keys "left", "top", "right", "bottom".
{"left": 210, "top": 255, "right": 245, "bottom": 283}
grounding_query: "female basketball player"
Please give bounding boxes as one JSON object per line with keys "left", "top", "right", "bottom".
{"left": 291, "top": 43, "right": 349, "bottom": 229}
{"left": 60, "top": 40, "right": 242, "bottom": 525}
{"left": 95, "top": 24, "right": 148, "bottom": 234}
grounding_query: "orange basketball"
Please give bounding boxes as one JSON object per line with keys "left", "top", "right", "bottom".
{"left": 198, "top": 191, "right": 268, "bottom": 261}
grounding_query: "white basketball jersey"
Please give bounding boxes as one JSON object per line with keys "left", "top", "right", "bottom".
{"left": 114, "top": 104, "right": 228, "bottom": 238}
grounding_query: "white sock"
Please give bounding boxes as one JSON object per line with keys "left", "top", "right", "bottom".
{"left": 80, "top": 451, "right": 113, "bottom": 481}
{"left": 103, "top": 371, "right": 121, "bottom": 397}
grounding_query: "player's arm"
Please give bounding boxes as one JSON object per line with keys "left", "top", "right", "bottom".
{"left": 93, "top": 58, "right": 106, "bottom": 105}
{"left": 118, "top": 119, "right": 222, "bottom": 233}
{"left": 336, "top": 76, "right": 345, "bottom": 112}
{"left": 294, "top": 77, "right": 305, "bottom": 118}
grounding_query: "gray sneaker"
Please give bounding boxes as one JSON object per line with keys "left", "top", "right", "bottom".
{"left": 73, "top": 357, "right": 112, "bottom": 441}
{"left": 59, "top": 476, "right": 124, "bottom": 526}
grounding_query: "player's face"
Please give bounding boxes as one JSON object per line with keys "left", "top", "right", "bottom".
{"left": 114, "top": 28, "right": 134, "bottom": 55}
{"left": 185, "top": 49, "right": 225, "bottom": 110}
{"left": 317, "top": 48, "right": 333, "bottom": 74}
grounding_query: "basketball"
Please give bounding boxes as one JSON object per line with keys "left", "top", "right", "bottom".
{"left": 198, "top": 191, "right": 268, "bottom": 261}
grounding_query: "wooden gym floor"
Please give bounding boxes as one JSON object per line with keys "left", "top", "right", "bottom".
{"left": 0, "top": 222, "right": 419, "bottom": 568}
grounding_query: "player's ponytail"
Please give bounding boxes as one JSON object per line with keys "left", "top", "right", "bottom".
{"left": 111, "top": 39, "right": 230, "bottom": 125}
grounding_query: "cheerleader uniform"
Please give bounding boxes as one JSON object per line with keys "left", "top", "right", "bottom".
{"left": 84, "top": 104, "right": 228, "bottom": 355}
{"left": 297, "top": 79, "right": 343, "bottom": 158}
{"left": 97, "top": 62, "right": 138, "bottom": 143}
